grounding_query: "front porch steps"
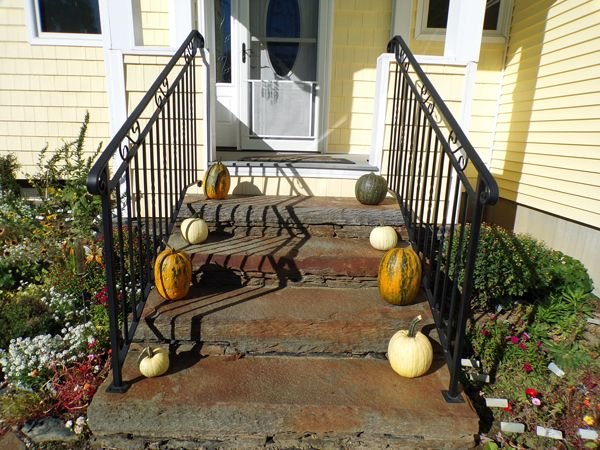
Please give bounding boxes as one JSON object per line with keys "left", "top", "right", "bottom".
{"left": 88, "top": 195, "right": 479, "bottom": 449}
{"left": 135, "top": 285, "right": 437, "bottom": 356}
{"left": 89, "top": 352, "right": 479, "bottom": 450}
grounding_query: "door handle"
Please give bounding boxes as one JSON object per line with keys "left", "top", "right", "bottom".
{"left": 242, "top": 43, "right": 252, "bottom": 63}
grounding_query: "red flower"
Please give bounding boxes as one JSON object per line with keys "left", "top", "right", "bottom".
{"left": 503, "top": 402, "right": 512, "bottom": 412}
{"left": 525, "top": 388, "right": 540, "bottom": 397}
{"left": 481, "top": 328, "right": 491, "bottom": 337}
{"left": 509, "top": 336, "right": 519, "bottom": 344}
{"left": 518, "top": 343, "right": 527, "bottom": 350}
{"left": 523, "top": 363, "right": 533, "bottom": 373}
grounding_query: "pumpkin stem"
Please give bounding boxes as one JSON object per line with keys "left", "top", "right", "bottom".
{"left": 408, "top": 315, "right": 422, "bottom": 338}
{"left": 162, "top": 239, "right": 179, "bottom": 253}
{"left": 138, "top": 347, "right": 152, "bottom": 364}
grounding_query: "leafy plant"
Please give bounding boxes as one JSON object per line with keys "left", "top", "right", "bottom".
{"left": 445, "top": 224, "right": 594, "bottom": 312}
{"left": 0, "top": 287, "right": 58, "bottom": 350}
{"left": 0, "top": 153, "right": 20, "bottom": 200}
{"left": 29, "top": 111, "right": 102, "bottom": 238}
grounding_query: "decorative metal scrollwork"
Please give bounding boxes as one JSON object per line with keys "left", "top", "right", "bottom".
{"left": 154, "top": 78, "right": 170, "bottom": 108}
{"left": 448, "top": 130, "right": 469, "bottom": 171}
{"left": 183, "top": 38, "right": 198, "bottom": 64}
{"left": 119, "top": 120, "right": 141, "bottom": 161}
{"left": 415, "top": 79, "right": 436, "bottom": 116}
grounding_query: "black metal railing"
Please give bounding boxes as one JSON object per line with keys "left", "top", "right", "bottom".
{"left": 385, "top": 36, "right": 499, "bottom": 402}
{"left": 87, "top": 30, "right": 204, "bottom": 392}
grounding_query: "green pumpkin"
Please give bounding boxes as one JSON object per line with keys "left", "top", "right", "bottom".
{"left": 355, "top": 173, "right": 388, "bottom": 205}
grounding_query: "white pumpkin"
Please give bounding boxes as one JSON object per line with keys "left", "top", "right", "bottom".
{"left": 369, "top": 225, "right": 398, "bottom": 251}
{"left": 387, "top": 315, "right": 433, "bottom": 378}
{"left": 181, "top": 217, "right": 209, "bottom": 244}
{"left": 138, "top": 347, "right": 170, "bottom": 378}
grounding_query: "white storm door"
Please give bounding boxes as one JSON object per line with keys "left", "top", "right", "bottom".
{"left": 239, "top": 0, "right": 320, "bottom": 151}
{"left": 214, "top": 0, "right": 239, "bottom": 148}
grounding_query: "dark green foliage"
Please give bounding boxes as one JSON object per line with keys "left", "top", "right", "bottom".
{"left": 447, "top": 223, "right": 593, "bottom": 312}
{"left": 0, "top": 154, "right": 20, "bottom": 199}
{"left": 0, "top": 291, "right": 58, "bottom": 350}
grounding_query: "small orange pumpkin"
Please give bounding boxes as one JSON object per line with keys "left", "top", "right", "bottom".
{"left": 378, "top": 245, "right": 422, "bottom": 305}
{"left": 203, "top": 161, "right": 230, "bottom": 200}
{"left": 154, "top": 246, "right": 192, "bottom": 300}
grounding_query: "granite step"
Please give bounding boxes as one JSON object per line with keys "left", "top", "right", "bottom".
{"left": 181, "top": 194, "right": 407, "bottom": 239}
{"left": 168, "top": 230, "right": 396, "bottom": 288}
{"left": 135, "top": 284, "right": 437, "bottom": 356}
{"left": 88, "top": 352, "right": 479, "bottom": 449}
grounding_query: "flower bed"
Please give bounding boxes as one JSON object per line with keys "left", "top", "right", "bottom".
{"left": 0, "top": 115, "right": 110, "bottom": 443}
{"left": 457, "top": 224, "right": 599, "bottom": 449}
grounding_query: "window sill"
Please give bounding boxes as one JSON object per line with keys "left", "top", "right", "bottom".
{"left": 29, "top": 36, "right": 103, "bottom": 47}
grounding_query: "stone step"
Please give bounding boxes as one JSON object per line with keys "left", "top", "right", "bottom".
{"left": 88, "top": 352, "right": 479, "bottom": 450}
{"left": 135, "top": 285, "right": 437, "bottom": 355}
{"left": 182, "top": 194, "right": 407, "bottom": 238}
{"left": 168, "top": 231, "right": 392, "bottom": 287}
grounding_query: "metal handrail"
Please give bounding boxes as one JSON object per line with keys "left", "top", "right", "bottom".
{"left": 386, "top": 35, "right": 498, "bottom": 402}
{"left": 87, "top": 30, "right": 204, "bottom": 392}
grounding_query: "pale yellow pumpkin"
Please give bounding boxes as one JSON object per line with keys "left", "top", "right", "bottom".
{"left": 369, "top": 225, "right": 398, "bottom": 251}
{"left": 387, "top": 315, "right": 433, "bottom": 378}
{"left": 181, "top": 217, "right": 209, "bottom": 244}
{"left": 138, "top": 347, "right": 169, "bottom": 378}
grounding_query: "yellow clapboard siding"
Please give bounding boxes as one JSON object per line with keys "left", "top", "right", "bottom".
{"left": 502, "top": 65, "right": 598, "bottom": 91}
{"left": 328, "top": 0, "right": 392, "bottom": 153}
{"left": 491, "top": 0, "right": 600, "bottom": 225}
{"left": 493, "top": 167, "right": 600, "bottom": 202}
{"left": 496, "top": 131, "right": 600, "bottom": 148}
{"left": 496, "top": 104, "right": 599, "bottom": 122}
{"left": 498, "top": 92, "right": 597, "bottom": 113}
{"left": 500, "top": 189, "right": 600, "bottom": 229}
{"left": 139, "top": 0, "right": 169, "bottom": 47}
{"left": 491, "top": 149, "right": 600, "bottom": 173}
{"left": 0, "top": 2, "right": 110, "bottom": 174}
{"left": 495, "top": 178, "right": 600, "bottom": 214}
{"left": 495, "top": 117, "right": 600, "bottom": 133}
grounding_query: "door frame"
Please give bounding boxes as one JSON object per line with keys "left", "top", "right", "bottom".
{"left": 200, "top": 0, "right": 333, "bottom": 156}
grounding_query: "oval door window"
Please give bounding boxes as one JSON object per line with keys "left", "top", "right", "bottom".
{"left": 266, "top": 0, "right": 300, "bottom": 77}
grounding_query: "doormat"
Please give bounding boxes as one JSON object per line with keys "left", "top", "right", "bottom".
{"left": 239, "top": 154, "right": 355, "bottom": 164}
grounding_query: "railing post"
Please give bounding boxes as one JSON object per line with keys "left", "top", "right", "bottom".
{"left": 96, "top": 167, "right": 128, "bottom": 393}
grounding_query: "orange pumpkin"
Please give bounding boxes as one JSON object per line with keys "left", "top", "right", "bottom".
{"left": 154, "top": 246, "right": 192, "bottom": 300}
{"left": 203, "top": 161, "right": 230, "bottom": 200}
{"left": 378, "top": 246, "right": 422, "bottom": 305}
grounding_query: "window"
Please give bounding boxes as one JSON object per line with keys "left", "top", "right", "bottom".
{"left": 27, "top": 0, "right": 102, "bottom": 45}
{"left": 416, "top": 0, "right": 511, "bottom": 42}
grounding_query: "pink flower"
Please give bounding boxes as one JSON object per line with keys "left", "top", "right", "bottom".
{"left": 522, "top": 332, "right": 530, "bottom": 341}
{"left": 518, "top": 343, "right": 527, "bottom": 350}
{"left": 510, "top": 336, "right": 519, "bottom": 344}
{"left": 531, "top": 397, "right": 542, "bottom": 406}
{"left": 523, "top": 363, "right": 533, "bottom": 373}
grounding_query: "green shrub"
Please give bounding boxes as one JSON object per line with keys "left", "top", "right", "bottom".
{"left": 446, "top": 224, "right": 593, "bottom": 312}
{"left": 0, "top": 153, "right": 20, "bottom": 200}
{"left": 0, "top": 286, "right": 58, "bottom": 350}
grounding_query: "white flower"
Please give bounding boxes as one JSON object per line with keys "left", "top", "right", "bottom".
{"left": 65, "top": 420, "right": 73, "bottom": 429}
